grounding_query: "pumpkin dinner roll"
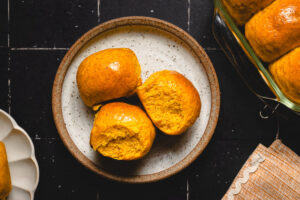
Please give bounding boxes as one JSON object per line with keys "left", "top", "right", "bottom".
{"left": 269, "top": 47, "right": 300, "bottom": 104}
{"left": 245, "top": 0, "right": 300, "bottom": 63}
{"left": 76, "top": 48, "right": 142, "bottom": 107}
{"left": 222, "top": 0, "right": 274, "bottom": 25}
{"left": 90, "top": 102, "right": 156, "bottom": 160}
{"left": 0, "top": 142, "right": 12, "bottom": 200}
{"left": 137, "top": 70, "right": 201, "bottom": 136}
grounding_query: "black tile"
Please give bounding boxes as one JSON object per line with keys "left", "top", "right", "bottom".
{"left": 100, "top": 0, "right": 188, "bottom": 31}
{"left": 10, "top": 50, "right": 66, "bottom": 139}
{"left": 38, "top": 151, "right": 187, "bottom": 200}
{"left": 190, "top": 0, "right": 219, "bottom": 49}
{"left": 0, "top": 0, "right": 8, "bottom": 46}
{"left": 207, "top": 50, "right": 277, "bottom": 141}
{"left": 34, "top": 138, "right": 188, "bottom": 200}
{"left": 8, "top": 50, "right": 85, "bottom": 199}
{"left": 9, "top": 49, "right": 66, "bottom": 194}
{"left": 277, "top": 115, "right": 300, "bottom": 153}
{"left": 100, "top": 172, "right": 187, "bottom": 200}
{"left": 33, "top": 138, "right": 106, "bottom": 200}
{"left": 10, "top": 0, "right": 97, "bottom": 48}
{"left": 0, "top": 48, "right": 8, "bottom": 112}
{"left": 188, "top": 139, "right": 259, "bottom": 200}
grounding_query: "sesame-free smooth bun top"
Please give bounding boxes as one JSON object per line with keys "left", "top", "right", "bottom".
{"left": 90, "top": 102, "right": 156, "bottom": 160}
{"left": 76, "top": 48, "right": 142, "bottom": 107}
{"left": 222, "top": 0, "right": 274, "bottom": 25}
{"left": 245, "top": 0, "right": 300, "bottom": 63}
{"left": 0, "top": 142, "right": 12, "bottom": 200}
{"left": 269, "top": 47, "right": 300, "bottom": 104}
{"left": 137, "top": 70, "right": 201, "bottom": 135}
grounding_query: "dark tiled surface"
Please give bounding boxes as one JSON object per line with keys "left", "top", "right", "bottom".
{"left": 278, "top": 116, "right": 300, "bottom": 151}
{"left": 10, "top": 0, "right": 97, "bottom": 48}
{"left": 0, "top": 0, "right": 7, "bottom": 47}
{"left": 8, "top": 50, "right": 90, "bottom": 200}
{"left": 10, "top": 50, "right": 66, "bottom": 139}
{"left": 188, "top": 140, "right": 259, "bottom": 200}
{"left": 9, "top": 50, "right": 67, "bottom": 199}
{"left": 0, "top": 0, "right": 299, "bottom": 200}
{"left": 100, "top": 174, "right": 187, "bottom": 200}
{"left": 190, "top": 0, "right": 219, "bottom": 49}
{"left": 0, "top": 48, "right": 8, "bottom": 112}
{"left": 207, "top": 50, "right": 277, "bottom": 141}
{"left": 100, "top": 0, "right": 188, "bottom": 31}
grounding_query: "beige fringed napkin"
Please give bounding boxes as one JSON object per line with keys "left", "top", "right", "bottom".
{"left": 223, "top": 140, "right": 300, "bottom": 200}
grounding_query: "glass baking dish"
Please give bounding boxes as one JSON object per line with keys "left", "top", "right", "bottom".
{"left": 212, "top": 0, "right": 300, "bottom": 114}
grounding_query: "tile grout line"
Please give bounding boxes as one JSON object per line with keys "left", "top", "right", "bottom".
{"left": 34, "top": 137, "right": 57, "bottom": 140}
{"left": 10, "top": 47, "right": 70, "bottom": 51}
{"left": 186, "top": 177, "right": 190, "bottom": 200}
{"left": 7, "top": 0, "right": 11, "bottom": 114}
{"left": 204, "top": 47, "right": 221, "bottom": 51}
{"left": 97, "top": 0, "right": 101, "bottom": 23}
{"left": 7, "top": 0, "right": 10, "bottom": 48}
{"left": 187, "top": 0, "right": 190, "bottom": 32}
{"left": 7, "top": 57, "right": 11, "bottom": 115}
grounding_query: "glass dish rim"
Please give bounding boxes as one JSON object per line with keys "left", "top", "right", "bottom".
{"left": 213, "top": 0, "right": 300, "bottom": 113}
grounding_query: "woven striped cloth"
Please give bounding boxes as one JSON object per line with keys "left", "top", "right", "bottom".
{"left": 223, "top": 140, "right": 300, "bottom": 200}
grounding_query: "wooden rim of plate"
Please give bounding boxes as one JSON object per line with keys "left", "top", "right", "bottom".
{"left": 52, "top": 16, "right": 220, "bottom": 183}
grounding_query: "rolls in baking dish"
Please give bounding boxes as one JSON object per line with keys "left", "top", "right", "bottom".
{"left": 245, "top": 0, "right": 300, "bottom": 62}
{"left": 222, "top": 0, "right": 274, "bottom": 25}
{"left": 269, "top": 47, "right": 300, "bottom": 104}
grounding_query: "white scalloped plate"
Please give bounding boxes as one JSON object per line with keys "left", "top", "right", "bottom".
{"left": 0, "top": 109, "right": 39, "bottom": 200}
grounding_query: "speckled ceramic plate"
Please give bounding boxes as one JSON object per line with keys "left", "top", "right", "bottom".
{"left": 0, "top": 109, "right": 39, "bottom": 200}
{"left": 52, "top": 16, "right": 220, "bottom": 183}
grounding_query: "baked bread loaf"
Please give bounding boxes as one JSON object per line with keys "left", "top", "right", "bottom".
{"left": 90, "top": 102, "right": 155, "bottom": 160}
{"left": 0, "top": 142, "right": 11, "bottom": 200}
{"left": 245, "top": 0, "right": 300, "bottom": 62}
{"left": 137, "top": 70, "right": 201, "bottom": 135}
{"left": 222, "top": 0, "right": 274, "bottom": 25}
{"left": 76, "top": 48, "right": 142, "bottom": 107}
{"left": 269, "top": 47, "right": 300, "bottom": 104}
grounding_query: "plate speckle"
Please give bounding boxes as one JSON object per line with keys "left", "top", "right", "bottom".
{"left": 62, "top": 25, "right": 211, "bottom": 175}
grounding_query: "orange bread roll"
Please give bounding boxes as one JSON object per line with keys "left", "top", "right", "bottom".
{"left": 0, "top": 142, "right": 12, "bottom": 200}
{"left": 90, "top": 102, "right": 155, "bottom": 160}
{"left": 245, "top": 0, "right": 300, "bottom": 63}
{"left": 76, "top": 48, "right": 142, "bottom": 107}
{"left": 222, "top": 0, "right": 274, "bottom": 25}
{"left": 269, "top": 47, "right": 300, "bottom": 104}
{"left": 137, "top": 70, "right": 201, "bottom": 135}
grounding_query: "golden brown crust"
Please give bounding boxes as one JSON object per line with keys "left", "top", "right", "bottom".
{"left": 90, "top": 102, "right": 156, "bottom": 160}
{"left": 76, "top": 48, "right": 142, "bottom": 107}
{"left": 137, "top": 70, "right": 201, "bottom": 135}
{"left": 245, "top": 0, "right": 300, "bottom": 62}
{"left": 0, "top": 142, "right": 12, "bottom": 199}
{"left": 269, "top": 47, "right": 300, "bottom": 104}
{"left": 222, "top": 0, "right": 274, "bottom": 25}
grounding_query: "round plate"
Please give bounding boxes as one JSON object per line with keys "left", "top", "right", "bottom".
{"left": 0, "top": 109, "right": 39, "bottom": 200}
{"left": 52, "top": 16, "right": 220, "bottom": 183}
